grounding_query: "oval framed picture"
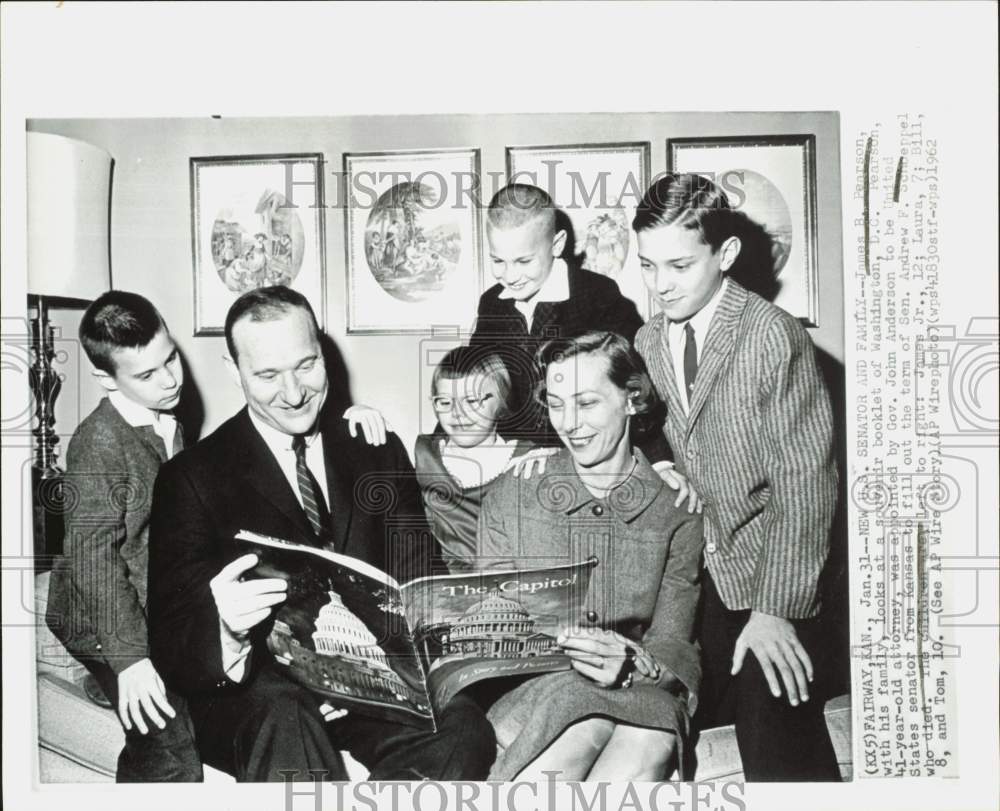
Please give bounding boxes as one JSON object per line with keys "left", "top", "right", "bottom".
{"left": 190, "top": 153, "right": 326, "bottom": 335}
{"left": 668, "top": 134, "right": 819, "bottom": 326}
{"left": 344, "top": 148, "right": 483, "bottom": 334}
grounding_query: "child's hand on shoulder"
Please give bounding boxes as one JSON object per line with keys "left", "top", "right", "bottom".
{"left": 652, "top": 462, "right": 703, "bottom": 514}
{"left": 506, "top": 446, "right": 559, "bottom": 479}
{"left": 343, "top": 405, "right": 393, "bottom": 446}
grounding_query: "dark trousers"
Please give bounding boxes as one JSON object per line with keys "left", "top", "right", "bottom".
{"left": 83, "top": 658, "right": 203, "bottom": 783}
{"left": 188, "top": 665, "right": 496, "bottom": 782}
{"left": 694, "top": 573, "right": 841, "bottom": 782}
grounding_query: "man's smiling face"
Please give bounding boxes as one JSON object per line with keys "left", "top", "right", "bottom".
{"left": 229, "top": 306, "right": 328, "bottom": 436}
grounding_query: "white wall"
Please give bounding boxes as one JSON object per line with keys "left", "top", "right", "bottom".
{"left": 30, "top": 112, "right": 843, "bottom": 454}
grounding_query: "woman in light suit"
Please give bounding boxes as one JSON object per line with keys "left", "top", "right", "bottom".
{"left": 475, "top": 331, "right": 704, "bottom": 781}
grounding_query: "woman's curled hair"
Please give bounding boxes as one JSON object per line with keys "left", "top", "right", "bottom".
{"left": 534, "top": 331, "right": 665, "bottom": 438}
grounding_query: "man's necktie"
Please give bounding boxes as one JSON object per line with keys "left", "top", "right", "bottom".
{"left": 292, "top": 435, "right": 332, "bottom": 542}
{"left": 683, "top": 322, "right": 698, "bottom": 406}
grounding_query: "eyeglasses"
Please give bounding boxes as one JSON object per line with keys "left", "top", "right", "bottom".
{"left": 431, "top": 392, "right": 495, "bottom": 414}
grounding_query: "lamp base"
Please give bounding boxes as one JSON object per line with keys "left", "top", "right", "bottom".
{"left": 33, "top": 466, "right": 65, "bottom": 573}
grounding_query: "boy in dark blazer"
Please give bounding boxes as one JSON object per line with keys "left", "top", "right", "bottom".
{"left": 471, "top": 183, "right": 644, "bottom": 443}
{"left": 632, "top": 174, "right": 840, "bottom": 780}
{"left": 45, "top": 291, "right": 202, "bottom": 782}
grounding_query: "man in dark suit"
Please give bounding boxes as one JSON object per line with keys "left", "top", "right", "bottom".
{"left": 470, "top": 184, "right": 644, "bottom": 443}
{"left": 147, "top": 286, "right": 495, "bottom": 782}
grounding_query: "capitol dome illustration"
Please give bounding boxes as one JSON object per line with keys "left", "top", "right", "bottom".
{"left": 269, "top": 591, "right": 426, "bottom": 713}
{"left": 434, "top": 584, "right": 558, "bottom": 665}
{"left": 450, "top": 587, "right": 535, "bottom": 639}
{"left": 313, "top": 590, "right": 391, "bottom": 668}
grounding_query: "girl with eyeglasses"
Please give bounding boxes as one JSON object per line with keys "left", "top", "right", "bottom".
{"left": 414, "top": 345, "right": 553, "bottom": 572}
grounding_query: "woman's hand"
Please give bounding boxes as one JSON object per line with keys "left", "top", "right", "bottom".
{"left": 557, "top": 627, "right": 658, "bottom": 688}
{"left": 505, "top": 446, "right": 559, "bottom": 479}
{"left": 343, "top": 405, "right": 393, "bottom": 446}
{"left": 651, "top": 462, "right": 703, "bottom": 514}
{"left": 608, "top": 631, "right": 661, "bottom": 682}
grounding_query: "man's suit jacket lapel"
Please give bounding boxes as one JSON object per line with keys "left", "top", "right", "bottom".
{"left": 234, "top": 410, "right": 317, "bottom": 545}
{"left": 685, "top": 281, "right": 747, "bottom": 437}
{"left": 321, "top": 424, "right": 353, "bottom": 553}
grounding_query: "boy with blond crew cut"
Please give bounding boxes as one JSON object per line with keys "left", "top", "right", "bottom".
{"left": 471, "top": 183, "right": 644, "bottom": 443}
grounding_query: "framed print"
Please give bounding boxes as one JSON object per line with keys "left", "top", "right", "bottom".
{"left": 667, "top": 134, "right": 820, "bottom": 326}
{"left": 344, "top": 148, "right": 482, "bottom": 334}
{"left": 190, "top": 153, "right": 326, "bottom": 335}
{"left": 506, "top": 141, "right": 653, "bottom": 319}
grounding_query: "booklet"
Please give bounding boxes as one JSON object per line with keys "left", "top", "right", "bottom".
{"left": 237, "top": 530, "right": 598, "bottom": 730}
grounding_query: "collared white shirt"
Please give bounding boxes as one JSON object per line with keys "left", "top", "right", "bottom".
{"left": 247, "top": 408, "right": 330, "bottom": 507}
{"left": 497, "top": 257, "right": 570, "bottom": 331}
{"left": 667, "top": 277, "right": 730, "bottom": 414}
{"left": 108, "top": 389, "right": 180, "bottom": 459}
{"left": 223, "top": 409, "right": 329, "bottom": 682}
{"left": 439, "top": 435, "right": 517, "bottom": 489}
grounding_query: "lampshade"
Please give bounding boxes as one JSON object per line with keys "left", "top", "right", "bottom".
{"left": 27, "top": 132, "right": 113, "bottom": 300}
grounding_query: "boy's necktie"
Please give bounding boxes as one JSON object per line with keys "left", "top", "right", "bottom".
{"left": 292, "top": 434, "right": 332, "bottom": 542}
{"left": 683, "top": 322, "right": 698, "bottom": 406}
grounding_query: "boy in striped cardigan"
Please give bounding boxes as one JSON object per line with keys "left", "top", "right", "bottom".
{"left": 632, "top": 174, "right": 840, "bottom": 781}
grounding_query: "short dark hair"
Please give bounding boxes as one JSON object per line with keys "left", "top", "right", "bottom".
{"left": 224, "top": 285, "right": 320, "bottom": 363}
{"left": 432, "top": 345, "right": 513, "bottom": 417}
{"left": 79, "top": 290, "right": 166, "bottom": 375}
{"left": 487, "top": 183, "right": 556, "bottom": 233}
{"left": 632, "top": 173, "right": 737, "bottom": 252}
{"left": 534, "top": 331, "right": 662, "bottom": 436}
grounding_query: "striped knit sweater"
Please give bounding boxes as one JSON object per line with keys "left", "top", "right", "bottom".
{"left": 635, "top": 280, "right": 836, "bottom": 618}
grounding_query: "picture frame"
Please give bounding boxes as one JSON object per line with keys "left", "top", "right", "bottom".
{"left": 344, "top": 148, "right": 483, "bottom": 334}
{"left": 667, "top": 134, "right": 820, "bottom": 326}
{"left": 506, "top": 141, "right": 653, "bottom": 319}
{"left": 189, "top": 153, "right": 326, "bottom": 336}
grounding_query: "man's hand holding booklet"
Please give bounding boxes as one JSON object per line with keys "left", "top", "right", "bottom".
{"left": 236, "top": 530, "right": 598, "bottom": 730}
